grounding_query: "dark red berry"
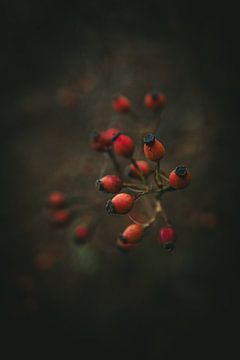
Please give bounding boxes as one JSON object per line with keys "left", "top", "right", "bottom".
{"left": 75, "top": 224, "right": 90, "bottom": 240}
{"left": 90, "top": 130, "right": 107, "bottom": 152}
{"left": 52, "top": 210, "right": 70, "bottom": 225}
{"left": 159, "top": 226, "right": 176, "bottom": 252}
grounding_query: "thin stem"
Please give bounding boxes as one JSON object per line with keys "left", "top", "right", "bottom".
{"left": 154, "top": 160, "right": 162, "bottom": 188}
{"left": 156, "top": 199, "right": 171, "bottom": 226}
{"left": 123, "top": 182, "right": 148, "bottom": 191}
{"left": 107, "top": 148, "right": 122, "bottom": 176}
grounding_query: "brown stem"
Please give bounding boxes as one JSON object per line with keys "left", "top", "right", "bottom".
{"left": 154, "top": 160, "right": 162, "bottom": 188}
{"left": 107, "top": 148, "right": 122, "bottom": 176}
{"left": 123, "top": 182, "right": 148, "bottom": 191}
{"left": 156, "top": 200, "right": 171, "bottom": 226}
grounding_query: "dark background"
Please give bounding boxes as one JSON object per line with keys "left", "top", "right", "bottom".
{"left": 1, "top": 0, "right": 239, "bottom": 357}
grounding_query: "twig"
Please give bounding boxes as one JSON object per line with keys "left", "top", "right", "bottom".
{"left": 107, "top": 148, "right": 122, "bottom": 176}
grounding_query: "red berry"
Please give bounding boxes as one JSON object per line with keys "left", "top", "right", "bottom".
{"left": 116, "top": 238, "right": 138, "bottom": 252}
{"left": 48, "top": 191, "right": 65, "bottom": 207}
{"left": 101, "top": 128, "right": 120, "bottom": 147}
{"left": 169, "top": 166, "right": 192, "bottom": 189}
{"left": 96, "top": 175, "right": 122, "bottom": 194}
{"left": 112, "top": 95, "right": 131, "bottom": 113}
{"left": 159, "top": 226, "right": 176, "bottom": 252}
{"left": 127, "top": 160, "right": 150, "bottom": 179}
{"left": 119, "top": 223, "right": 144, "bottom": 244}
{"left": 144, "top": 92, "right": 166, "bottom": 110}
{"left": 143, "top": 134, "right": 165, "bottom": 161}
{"left": 113, "top": 133, "right": 135, "bottom": 158}
{"left": 75, "top": 224, "right": 90, "bottom": 240}
{"left": 106, "top": 193, "right": 135, "bottom": 215}
{"left": 91, "top": 130, "right": 107, "bottom": 152}
{"left": 52, "top": 210, "right": 70, "bottom": 225}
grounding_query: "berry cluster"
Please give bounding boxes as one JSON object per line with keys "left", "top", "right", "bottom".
{"left": 46, "top": 91, "right": 191, "bottom": 252}
{"left": 93, "top": 93, "right": 191, "bottom": 252}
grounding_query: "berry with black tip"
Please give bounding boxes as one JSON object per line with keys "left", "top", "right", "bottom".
{"left": 143, "top": 134, "right": 165, "bottom": 161}
{"left": 96, "top": 175, "right": 122, "bottom": 194}
{"left": 106, "top": 193, "right": 135, "bottom": 215}
{"left": 159, "top": 226, "right": 176, "bottom": 252}
{"left": 90, "top": 130, "right": 107, "bottom": 152}
{"left": 101, "top": 128, "right": 120, "bottom": 147}
{"left": 144, "top": 92, "right": 166, "bottom": 110}
{"left": 169, "top": 165, "right": 192, "bottom": 189}
{"left": 116, "top": 238, "right": 138, "bottom": 252}
{"left": 119, "top": 223, "right": 144, "bottom": 244}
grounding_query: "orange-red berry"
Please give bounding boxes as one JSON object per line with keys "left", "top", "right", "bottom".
{"left": 106, "top": 193, "right": 135, "bottom": 215}
{"left": 101, "top": 128, "right": 120, "bottom": 147}
{"left": 116, "top": 238, "right": 138, "bottom": 252}
{"left": 144, "top": 92, "right": 166, "bottom": 110}
{"left": 159, "top": 226, "right": 176, "bottom": 252}
{"left": 143, "top": 134, "right": 165, "bottom": 161}
{"left": 48, "top": 191, "right": 65, "bottom": 207}
{"left": 96, "top": 175, "right": 122, "bottom": 194}
{"left": 169, "top": 165, "right": 192, "bottom": 189}
{"left": 52, "top": 210, "right": 70, "bottom": 225}
{"left": 127, "top": 160, "right": 150, "bottom": 179}
{"left": 112, "top": 95, "right": 131, "bottom": 113}
{"left": 119, "top": 223, "right": 144, "bottom": 244}
{"left": 113, "top": 133, "right": 135, "bottom": 158}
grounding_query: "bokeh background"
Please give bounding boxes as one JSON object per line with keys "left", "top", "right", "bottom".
{"left": 2, "top": 0, "right": 239, "bottom": 357}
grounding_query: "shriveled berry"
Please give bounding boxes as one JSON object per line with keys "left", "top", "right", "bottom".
{"left": 113, "top": 133, "right": 135, "bottom": 158}
{"left": 159, "top": 226, "right": 176, "bottom": 252}
{"left": 96, "top": 175, "right": 122, "bottom": 194}
{"left": 143, "top": 134, "right": 165, "bottom": 161}
{"left": 106, "top": 193, "right": 135, "bottom": 215}
{"left": 169, "top": 165, "right": 192, "bottom": 189}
